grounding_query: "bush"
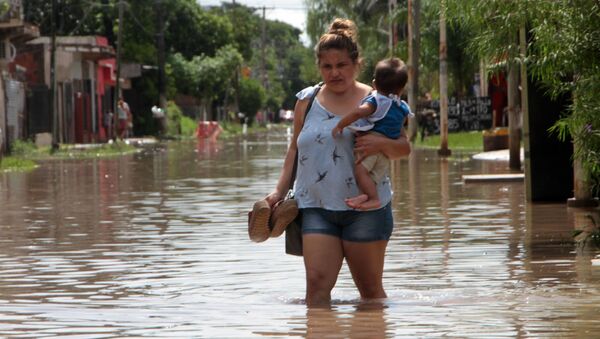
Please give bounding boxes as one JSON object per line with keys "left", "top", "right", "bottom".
{"left": 165, "top": 100, "right": 198, "bottom": 138}
{"left": 0, "top": 156, "right": 37, "bottom": 172}
{"left": 180, "top": 115, "right": 197, "bottom": 137}
{"left": 10, "top": 140, "right": 37, "bottom": 156}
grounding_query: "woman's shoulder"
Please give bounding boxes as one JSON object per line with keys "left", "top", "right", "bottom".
{"left": 356, "top": 82, "right": 373, "bottom": 96}
{"left": 296, "top": 83, "right": 323, "bottom": 101}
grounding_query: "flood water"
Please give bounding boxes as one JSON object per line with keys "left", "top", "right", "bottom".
{"left": 1, "top": 128, "right": 599, "bottom": 338}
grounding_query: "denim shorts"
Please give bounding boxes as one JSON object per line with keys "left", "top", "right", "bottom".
{"left": 301, "top": 203, "right": 393, "bottom": 242}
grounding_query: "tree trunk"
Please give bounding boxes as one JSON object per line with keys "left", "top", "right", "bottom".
{"left": 438, "top": 0, "right": 450, "bottom": 156}
{"left": 407, "top": 0, "right": 420, "bottom": 142}
{"left": 520, "top": 24, "right": 532, "bottom": 198}
{"left": 388, "top": 0, "right": 397, "bottom": 54}
{"left": 507, "top": 61, "right": 521, "bottom": 170}
{"left": 568, "top": 117, "right": 598, "bottom": 207}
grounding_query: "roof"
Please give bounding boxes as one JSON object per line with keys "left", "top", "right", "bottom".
{"left": 27, "top": 36, "right": 115, "bottom": 59}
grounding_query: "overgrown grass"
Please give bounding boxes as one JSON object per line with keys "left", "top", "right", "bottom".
{"left": 413, "top": 131, "right": 484, "bottom": 151}
{"left": 180, "top": 115, "right": 197, "bottom": 137}
{"left": 1, "top": 140, "right": 138, "bottom": 172}
{"left": 219, "top": 121, "right": 270, "bottom": 138}
{"left": 53, "top": 141, "right": 137, "bottom": 159}
{"left": 0, "top": 156, "right": 37, "bottom": 172}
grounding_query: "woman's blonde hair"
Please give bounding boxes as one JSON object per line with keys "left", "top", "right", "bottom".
{"left": 315, "top": 18, "right": 360, "bottom": 64}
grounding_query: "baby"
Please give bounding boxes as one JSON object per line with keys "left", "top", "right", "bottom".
{"left": 332, "top": 57, "right": 412, "bottom": 209}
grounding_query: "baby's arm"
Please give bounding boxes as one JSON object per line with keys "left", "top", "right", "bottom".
{"left": 332, "top": 102, "right": 376, "bottom": 137}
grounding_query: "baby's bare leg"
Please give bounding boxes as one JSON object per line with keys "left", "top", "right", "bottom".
{"left": 345, "top": 163, "right": 381, "bottom": 210}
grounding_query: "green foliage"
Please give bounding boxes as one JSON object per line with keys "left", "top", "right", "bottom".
{"left": 198, "top": 45, "right": 244, "bottom": 101}
{"left": 238, "top": 77, "right": 266, "bottom": 123}
{"left": 54, "top": 142, "right": 137, "bottom": 158}
{"left": 0, "top": 1, "right": 10, "bottom": 16}
{"left": 219, "top": 120, "right": 244, "bottom": 138}
{"left": 305, "top": 0, "right": 478, "bottom": 96}
{"left": 24, "top": 0, "right": 111, "bottom": 37}
{"left": 166, "top": 0, "right": 234, "bottom": 59}
{"left": 180, "top": 116, "right": 197, "bottom": 137}
{"left": 0, "top": 156, "right": 37, "bottom": 172}
{"left": 165, "top": 100, "right": 196, "bottom": 137}
{"left": 166, "top": 100, "right": 183, "bottom": 136}
{"left": 1, "top": 140, "right": 137, "bottom": 169}
{"left": 210, "top": 4, "right": 260, "bottom": 60}
{"left": 10, "top": 140, "right": 38, "bottom": 156}
{"left": 169, "top": 45, "right": 243, "bottom": 112}
{"left": 219, "top": 120, "right": 269, "bottom": 138}
{"left": 246, "top": 19, "right": 315, "bottom": 111}
{"left": 446, "top": 0, "right": 600, "bottom": 195}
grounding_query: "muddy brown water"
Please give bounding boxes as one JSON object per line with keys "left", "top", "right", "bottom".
{"left": 1, "top": 129, "right": 599, "bottom": 338}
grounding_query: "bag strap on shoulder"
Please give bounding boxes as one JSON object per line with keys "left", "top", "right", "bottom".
{"left": 289, "top": 82, "right": 323, "bottom": 190}
{"left": 305, "top": 82, "right": 323, "bottom": 117}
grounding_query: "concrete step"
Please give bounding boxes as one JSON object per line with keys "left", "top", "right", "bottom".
{"left": 463, "top": 173, "right": 524, "bottom": 183}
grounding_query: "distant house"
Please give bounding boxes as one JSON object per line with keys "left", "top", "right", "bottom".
{"left": 0, "top": 0, "right": 38, "bottom": 154}
{"left": 13, "top": 36, "right": 116, "bottom": 144}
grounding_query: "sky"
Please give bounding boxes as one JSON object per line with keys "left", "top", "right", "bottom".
{"left": 197, "top": 0, "right": 310, "bottom": 45}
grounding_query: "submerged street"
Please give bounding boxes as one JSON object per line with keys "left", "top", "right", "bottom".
{"left": 0, "top": 129, "right": 599, "bottom": 338}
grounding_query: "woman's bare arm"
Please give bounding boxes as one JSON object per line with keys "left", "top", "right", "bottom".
{"left": 264, "top": 99, "right": 309, "bottom": 207}
{"left": 354, "top": 128, "right": 410, "bottom": 164}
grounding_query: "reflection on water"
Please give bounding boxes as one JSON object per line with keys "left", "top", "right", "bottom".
{"left": 0, "top": 130, "right": 599, "bottom": 338}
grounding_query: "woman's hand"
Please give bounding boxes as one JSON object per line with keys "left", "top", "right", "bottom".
{"left": 265, "top": 190, "right": 286, "bottom": 208}
{"left": 331, "top": 125, "right": 344, "bottom": 138}
{"left": 354, "top": 131, "right": 410, "bottom": 163}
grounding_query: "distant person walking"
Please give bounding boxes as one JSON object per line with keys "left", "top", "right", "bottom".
{"left": 117, "top": 98, "right": 131, "bottom": 139}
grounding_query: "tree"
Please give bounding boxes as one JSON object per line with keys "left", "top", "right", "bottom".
{"left": 210, "top": 3, "right": 260, "bottom": 61}
{"left": 166, "top": 0, "right": 234, "bottom": 59}
{"left": 238, "top": 77, "right": 266, "bottom": 123}
{"left": 169, "top": 45, "right": 243, "bottom": 120}
{"left": 446, "top": 0, "right": 600, "bottom": 198}
{"left": 24, "top": 0, "right": 107, "bottom": 37}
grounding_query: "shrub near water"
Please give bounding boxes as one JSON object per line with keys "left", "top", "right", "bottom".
{"left": 0, "top": 156, "right": 37, "bottom": 172}
{"left": 166, "top": 101, "right": 197, "bottom": 138}
{"left": 0, "top": 140, "right": 38, "bottom": 171}
{"left": 414, "top": 131, "right": 483, "bottom": 151}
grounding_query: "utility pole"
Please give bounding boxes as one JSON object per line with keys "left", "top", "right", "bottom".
{"left": 113, "top": 0, "right": 123, "bottom": 140}
{"left": 406, "top": 0, "right": 420, "bottom": 142}
{"left": 438, "top": 0, "right": 451, "bottom": 157}
{"left": 155, "top": 0, "right": 167, "bottom": 133}
{"left": 50, "top": 0, "right": 58, "bottom": 148}
{"left": 388, "top": 0, "right": 397, "bottom": 54}
{"left": 260, "top": 6, "right": 267, "bottom": 90}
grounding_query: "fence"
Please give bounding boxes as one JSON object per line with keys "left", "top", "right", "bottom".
{"left": 424, "top": 96, "right": 492, "bottom": 134}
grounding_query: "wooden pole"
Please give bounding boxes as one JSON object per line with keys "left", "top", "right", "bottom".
{"left": 507, "top": 31, "right": 521, "bottom": 170}
{"left": 438, "top": 0, "right": 451, "bottom": 156}
{"left": 520, "top": 24, "right": 533, "bottom": 200}
{"left": 155, "top": 0, "right": 167, "bottom": 132}
{"left": 388, "top": 0, "right": 397, "bottom": 54}
{"left": 407, "top": 0, "right": 420, "bottom": 142}
{"left": 50, "top": 0, "right": 58, "bottom": 148}
{"left": 114, "top": 0, "right": 123, "bottom": 139}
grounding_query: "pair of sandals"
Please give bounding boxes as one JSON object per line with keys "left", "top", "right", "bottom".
{"left": 248, "top": 199, "right": 298, "bottom": 242}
